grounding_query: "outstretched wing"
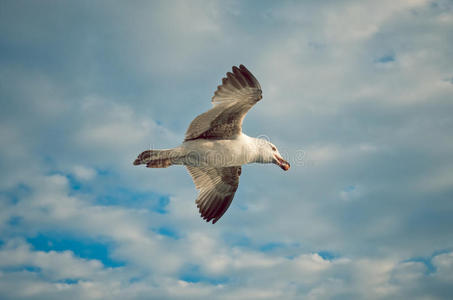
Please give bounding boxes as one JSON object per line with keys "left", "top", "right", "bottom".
{"left": 186, "top": 166, "right": 242, "bottom": 224}
{"left": 184, "top": 65, "right": 262, "bottom": 141}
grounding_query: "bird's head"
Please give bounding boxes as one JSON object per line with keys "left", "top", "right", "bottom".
{"left": 256, "top": 140, "right": 290, "bottom": 171}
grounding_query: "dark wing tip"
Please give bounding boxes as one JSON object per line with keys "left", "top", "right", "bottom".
{"left": 237, "top": 65, "right": 261, "bottom": 89}
{"left": 198, "top": 196, "right": 230, "bottom": 225}
{"left": 226, "top": 72, "right": 241, "bottom": 89}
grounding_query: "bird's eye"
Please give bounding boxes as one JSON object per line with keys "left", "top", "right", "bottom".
{"left": 271, "top": 146, "right": 276, "bottom": 151}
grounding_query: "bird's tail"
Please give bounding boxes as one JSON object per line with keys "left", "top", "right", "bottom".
{"left": 133, "top": 149, "right": 180, "bottom": 168}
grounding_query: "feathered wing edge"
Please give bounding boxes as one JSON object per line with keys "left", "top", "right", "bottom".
{"left": 184, "top": 65, "right": 263, "bottom": 141}
{"left": 212, "top": 64, "right": 262, "bottom": 105}
{"left": 186, "top": 166, "right": 241, "bottom": 224}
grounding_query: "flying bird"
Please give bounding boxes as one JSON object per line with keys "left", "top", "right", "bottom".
{"left": 133, "top": 65, "right": 290, "bottom": 224}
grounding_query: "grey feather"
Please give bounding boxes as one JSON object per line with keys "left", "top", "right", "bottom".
{"left": 186, "top": 166, "right": 241, "bottom": 224}
{"left": 184, "top": 65, "right": 262, "bottom": 141}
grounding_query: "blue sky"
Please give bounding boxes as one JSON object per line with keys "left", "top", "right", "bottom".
{"left": 1, "top": 0, "right": 453, "bottom": 299}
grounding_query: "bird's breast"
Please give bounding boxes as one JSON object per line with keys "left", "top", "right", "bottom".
{"left": 181, "top": 137, "right": 254, "bottom": 167}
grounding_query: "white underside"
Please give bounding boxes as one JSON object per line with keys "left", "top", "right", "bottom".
{"left": 178, "top": 133, "right": 261, "bottom": 167}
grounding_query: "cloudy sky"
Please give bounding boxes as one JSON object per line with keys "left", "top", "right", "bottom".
{"left": 1, "top": 0, "right": 453, "bottom": 299}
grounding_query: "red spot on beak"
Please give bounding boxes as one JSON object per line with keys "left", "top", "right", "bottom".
{"left": 281, "top": 162, "right": 290, "bottom": 171}
{"left": 274, "top": 155, "right": 290, "bottom": 171}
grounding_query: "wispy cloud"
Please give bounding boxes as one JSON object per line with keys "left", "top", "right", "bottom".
{"left": 1, "top": 0, "right": 453, "bottom": 299}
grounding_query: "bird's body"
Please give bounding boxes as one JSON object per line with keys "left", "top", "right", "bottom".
{"left": 134, "top": 65, "right": 289, "bottom": 224}
{"left": 178, "top": 134, "right": 262, "bottom": 167}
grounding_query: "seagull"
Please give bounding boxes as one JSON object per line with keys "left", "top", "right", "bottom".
{"left": 133, "top": 65, "right": 290, "bottom": 224}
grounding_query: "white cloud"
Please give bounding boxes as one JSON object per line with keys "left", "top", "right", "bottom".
{"left": 433, "top": 252, "right": 453, "bottom": 281}
{"left": 72, "top": 166, "right": 96, "bottom": 181}
{"left": 0, "top": 239, "right": 104, "bottom": 280}
{"left": 1, "top": 0, "right": 453, "bottom": 299}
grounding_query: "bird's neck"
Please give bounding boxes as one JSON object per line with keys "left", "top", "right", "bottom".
{"left": 240, "top": 134, "right": 267, "bottom": 164}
